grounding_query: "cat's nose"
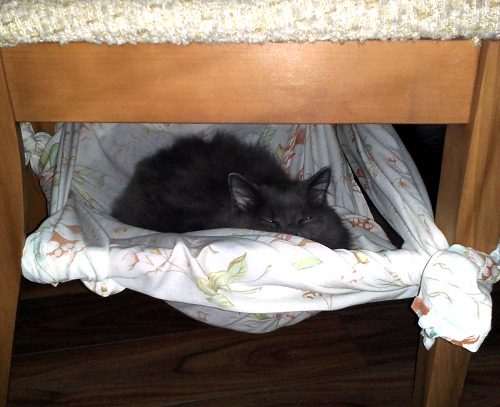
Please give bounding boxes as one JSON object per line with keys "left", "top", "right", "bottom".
{"left": 281, "top": 224, "right": 299, "bottom": 235}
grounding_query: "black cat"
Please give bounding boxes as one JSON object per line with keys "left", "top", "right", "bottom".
{"left": 112, "top": 132, "right": 351, "bottom": 249}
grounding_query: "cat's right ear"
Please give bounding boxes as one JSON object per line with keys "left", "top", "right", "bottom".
{"left": 228, "top": 173, "right": 259, "bottom": 212}
{"left": 305, "top": 166, "right": 331, "bottom": 206}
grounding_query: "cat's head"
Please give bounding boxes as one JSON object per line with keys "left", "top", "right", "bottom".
{"left": 228, "top": 167, "right": 351, "bottom": 249}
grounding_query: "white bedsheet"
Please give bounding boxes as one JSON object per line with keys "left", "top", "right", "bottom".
{"left": 21, "top": 123, "right": 499, "bottom": 351}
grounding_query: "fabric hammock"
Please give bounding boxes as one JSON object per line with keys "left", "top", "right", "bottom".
{"left": 21, "top": 123, "right": 499, "bottom": 352}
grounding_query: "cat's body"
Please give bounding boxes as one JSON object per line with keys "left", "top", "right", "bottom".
{"left": 112, "top": 133, "right": 351, "bottom": 250}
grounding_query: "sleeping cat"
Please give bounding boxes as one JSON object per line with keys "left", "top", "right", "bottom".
{"left": 112, "top": 132, "right": 351, "bottom": 250}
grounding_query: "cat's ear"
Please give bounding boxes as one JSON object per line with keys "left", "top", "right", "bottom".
{"left": 305, "top": 167, "right": 331, "bottom": 205}
{"left": 228, "top": 173, "right": 260, "bottom": 212}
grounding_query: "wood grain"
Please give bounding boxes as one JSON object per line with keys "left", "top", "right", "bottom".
{"left": 459, "top": 354, "right": 500, "bottom": 407}
{"left": 412, "top": 338, "right": 471, "bottom": 407}
{"left": 181, "top": 370, "right": 415, "bottom": 407}
{"left": 0, "top": 52, "right": 24, "bottom": 405}
{"left": 18, "top": 278, "right": 90, "bottom": 300}
{"left": 8, "top": 312, "right": 367, "bottom": 406}
{"left": 13, "top": 290, "right": 211, "bottom": 355}
{"left": 2, "top": 41, "right": 478, "bottom": 124}
{"left": 436, "top": 40, "right": 500, "bottom": 252}
{"left": 475, "top": 286, "right": 500, "bottom": 359}
{"left": 339, "top": 299, "right": 419, "bottom": 372}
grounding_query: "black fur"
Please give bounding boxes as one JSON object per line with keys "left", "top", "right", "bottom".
{"left": 112, "top": 133, "right": 351, "bottom": 250}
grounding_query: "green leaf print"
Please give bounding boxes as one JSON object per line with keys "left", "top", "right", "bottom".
{"left": 195, "top": 253, "right": 251, "bottom": 308}
{"left": 95, "top": 174, "right": 106, "bottom": 189}
{"left": 194, "top": 276, "right": 217, "bottom": 296}
{"left": 292, "top": 257, "right": 322, "bottom": 270}
{"left": 208, "top": 253, "right": 248, "bottom": 292}
{"left": 208, "top": 270, "right": 227, "bottom": 292}
{"left": 39, "top": 142, "right": 59, "bottom": 171}
{"left": 255, "top": 126, "right": 277, "bottom": 149}
{"left": 275, "top": 143, "right": 285, "bottom": 160}
{"left": 208, "top": 253, "right": 247, "bottom": 291}
{"left": 208, "top": 294, "right": 235, "bottom": 309}
{"left": 249, "top": 313, "right": 273, "bottom": 320}
{"left": 225, "top": 253, "right": 248, "bottom": 286}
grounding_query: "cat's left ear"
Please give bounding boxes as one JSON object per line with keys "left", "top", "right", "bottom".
{"left": 305, "top": 167, "right": 331, "bottom": 205}
{"left": 228, "top": 173, "right": 260, "bottom": 212}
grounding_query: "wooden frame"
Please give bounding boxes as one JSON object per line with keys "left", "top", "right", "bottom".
{"left": 1, "top": 39, "right": 498, "bottom": 406}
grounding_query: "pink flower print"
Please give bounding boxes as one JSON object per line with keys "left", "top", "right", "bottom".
{"left": 275, "top": 233, "right": 294, "bottom": 241}
{"left": 65, "top": 224, "right": 82, "bottom": 235}
{"left": 123, "top": 251, "right": 140, "bottom": 271}
{"left": 449, "top": 335, "right": 480, "bottom": 347}
{"left": 295, "top": 168, "right": 304, "bottom": 181}
{"left": 48, "top": 232, "right": 80, "bottom": 259}
{"left": 348, "top": 218, "right": 374, "bottom": 231}
{"left": 340, "top": 273, "right": 357, "bottom": 284}
{"left": 411, "top": 296, "right": 431, "bottom": 316}
{"left": 47, "top": 232, "right": 84, "bottom": 266}
{"left": 40, "top": 174, "right": 54, "bottom": 183}
{"left": 482, "top": 261, "right": 498, "bottom": 281}
{"left": 282, "top": 127, "right": 306, "bottom": 168}
{"left": 302, "top": 291, "right": 323, "bottom": 299}
{"left": 395, "top": 177, "right": 410, "bottom": 188}
{"left": 388, "top": 156, "right": 398, "bottom": 164}
{"left": 290, "top": 126, "right": 307, "bottom": 145}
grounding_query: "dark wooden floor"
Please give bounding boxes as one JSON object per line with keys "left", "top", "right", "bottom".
{"left": 7, "top": 279, "right": 500, "bottom": 407}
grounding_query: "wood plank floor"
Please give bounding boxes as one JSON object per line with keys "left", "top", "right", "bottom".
{"left": 7, "top": 279, "right": 500, "bottom": 406}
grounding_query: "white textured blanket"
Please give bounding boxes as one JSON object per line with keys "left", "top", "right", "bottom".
{"left": 21, "top": 123, "right": 500, "bottom": 351}
{"left": 1, "top": 1, "right": 499, "bottom": 47}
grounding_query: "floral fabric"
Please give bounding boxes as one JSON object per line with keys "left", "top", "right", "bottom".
{"left": 21, "top": 123, "right": 499, "bottom": 351}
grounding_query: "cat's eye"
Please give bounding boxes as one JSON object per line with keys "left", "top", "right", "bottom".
{"left": 302, "top": 216, "right": 313, "bottom": 222}
{"left": 260, "top": 218, "right": 278, "bottom": 225}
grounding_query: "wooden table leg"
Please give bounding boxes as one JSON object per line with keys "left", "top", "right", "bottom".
{"left": 436, "top": 40, "right": 500, "bottom": 253}
{"left": 0, "top": 51, "right": 25, "bottom": 405}
{"left": 412, "top": 338, "right": 471, "bottom": 407}
{"left": 414, "top": 39, "right": 500, "bottom": 407}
